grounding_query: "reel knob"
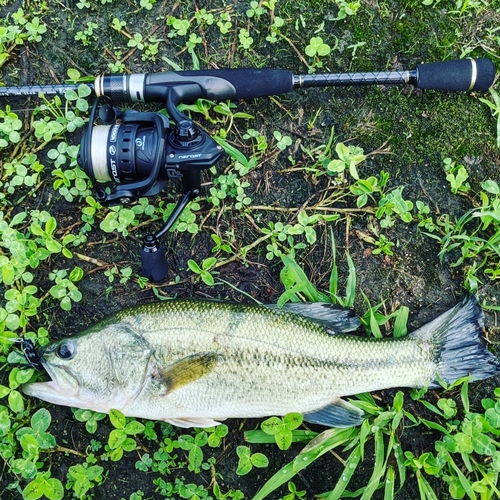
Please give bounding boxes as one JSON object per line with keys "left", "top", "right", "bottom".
{"left": 140, "top": 234, "right": 169, "bottom": 282}
{"left": 172, "top": 119, "right": 202, "bottom": 148}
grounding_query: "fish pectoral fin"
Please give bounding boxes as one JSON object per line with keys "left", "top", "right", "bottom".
{"left": 155, "top": 352, "right": 219, "bottom": 394}
{"left": 303, "top": 398, "right": 364, "bottom": 428}
{"left": 163, "top": 417, "right": 225, "bottom": 428}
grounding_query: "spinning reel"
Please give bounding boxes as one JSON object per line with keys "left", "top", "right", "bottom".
{"left": 77, "top": 93, "right": 224, "bottom": 281}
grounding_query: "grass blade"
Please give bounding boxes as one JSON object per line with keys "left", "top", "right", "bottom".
{"left": 448, "top": 454, "right": 475, "bottom": 500}
{"left": 360, "top": 430, "right": 386, "bottom": 500}
{"left": 393, "top": 306, "right": 409, "bottom": 338}
{"left": 416, "top": 472, "right": 439, "bottom": 500}
{"left": 383, "top": 466, "right": 395, "bottom": 500}
{"left": 280, "top": 254, "right": 330, "bottom": 303}
{"left": 460, "top": 378, "right": 470, "bottom": 414}
{"left": 344, "top": 251, "right": 356, "bottom": 308}
{"left": 161, "top": 56, "right": 183, "bottom": 71}
{"left": 244, "top": 429, "right": 318, "bottom": 445}
{"left": 393, "top": 441, "right": 406, "bottom": 492}
{"left": 212, "top": 135, "right": 251, "bottom": 166}
{"left": 329, "top": 228, "right": 339, "bottom": 302}
{"left": 252, "top": 428, "right": 357, "bottom": 500}
{"left": 324, "top": 443, "right": 362, "bottom": 500}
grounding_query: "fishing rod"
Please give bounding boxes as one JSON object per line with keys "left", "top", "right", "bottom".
{"left": 0, "top": 58, "right": 495, "bottom": 99}
{"left": 1, "top": 58, "right": 496, "bottom": 281}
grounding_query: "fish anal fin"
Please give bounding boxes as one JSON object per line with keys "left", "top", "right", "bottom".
{"left": 303, "top": 398, "right": 364, "bottom": 428}
{"left": 163, "top": 417, "right": 225, "bottom": 428}
{"left": 155, "top": 352, "right": 219, "bottom": 394}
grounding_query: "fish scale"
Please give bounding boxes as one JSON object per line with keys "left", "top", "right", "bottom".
{"left": 134, "top": 305, "right": 433, "bottom": 394}
{"left": 22, "top": 296, "right": 500, "bottom": 428}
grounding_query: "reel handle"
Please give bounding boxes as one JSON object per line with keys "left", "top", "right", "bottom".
{"left": 140, "top": 187, "right": 199, "bottom": 282}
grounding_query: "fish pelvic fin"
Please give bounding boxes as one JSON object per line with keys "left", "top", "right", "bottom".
{"left": 411, "top": 295, "right": 500, "bottom": 388}
{"left": 163, "top": 417, "right": 225, "bottom": 428}
{"left": 303, "top": 397, "right": 364, "bottom": 427}
{"left": 155, "top": 352, "right": 219, "bottom": 394}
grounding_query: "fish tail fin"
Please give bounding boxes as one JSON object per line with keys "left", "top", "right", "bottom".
{"left": 411, "top": 296, "right": 500, "bottom": 388}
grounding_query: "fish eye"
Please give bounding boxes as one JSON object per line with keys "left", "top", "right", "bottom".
{"left": 56, "top": 340, "right": 75, "bottom": 360}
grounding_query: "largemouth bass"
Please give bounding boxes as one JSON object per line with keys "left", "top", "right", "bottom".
{"left": 22, "top": 296, "right": 499, "bottom": 428}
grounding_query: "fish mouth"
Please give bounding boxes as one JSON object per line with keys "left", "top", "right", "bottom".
{"left": 22, "top": 360, "right": 81, "bottom": 405}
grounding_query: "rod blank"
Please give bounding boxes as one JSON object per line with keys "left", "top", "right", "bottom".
{"left": 293, "top": 70, "right": 415, "bottom": 89}
{"left": 0, "top": 83, "right": 84, "bottom": 97}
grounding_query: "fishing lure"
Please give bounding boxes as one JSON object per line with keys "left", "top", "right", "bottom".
{"left": 11, "top": 338, "right": 44, "bottom": 371}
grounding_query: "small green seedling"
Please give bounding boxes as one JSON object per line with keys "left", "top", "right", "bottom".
{"left": 0, "top": 367, "right": 34, "bottom": 413}
{"left": 73, "top": 409, "right": 107, "bottom": 434}
{"left": 178, "top": 432, "right": 207, "bottom": 473}
{"left": 66, "top": 463, "right": 104, "bottom": 499}
{"left": 326, "top": 142, "right": 366, "bottom": 180}
{"left": 261, "top": 413, "right": 304, "bottom": 450}
{"left": 236, "top": 445, "right": 269, "bottom": 475}
{"left": 106, "top": 409, "right": 145, "bottom": 461}
{"left": 479, "top": 88, "right": 500, "bottom": 148}
{"left": 100, "top": 207, "right": 137, "bottom": 236}
{"left": 49, "top": 267, "right": 84, "bottom": 311}
{"left": 23, "top": 471, "right": 64, "bottom": 500}
{"left": 305, "top": 36, "right": 331, "bottom": 58}
{"left": 443, "top": 157, "right": 470, "bottom": 194}
{"left": 188, "top": 257, "right": 218, "bottom": 286}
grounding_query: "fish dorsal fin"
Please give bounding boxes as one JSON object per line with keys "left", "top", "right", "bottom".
{"left": 303, "top": 397, "right": 364, "bottom": 427}
{"left": 155, "top": 352, "right": 219, "bottom": 394}
{"left": 266, "top": 302, "right": 360, "bottom": 333}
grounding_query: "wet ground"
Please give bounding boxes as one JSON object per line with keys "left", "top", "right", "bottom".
{"left": 1, "top": 0, "right": 500, "bottom": 499}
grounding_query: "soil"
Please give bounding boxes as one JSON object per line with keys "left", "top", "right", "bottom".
{"left": 1, "top": 1, "right": 499, "bottom": 499}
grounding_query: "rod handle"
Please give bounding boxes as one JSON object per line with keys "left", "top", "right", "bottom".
{"left": 416, "top": 58, "right": 495, "bottom": 91}
{"left": 172, "top": 68, "right": 294, "bottom": 100}
{"left": 98, "top": 69, "right": 295, "bottom": 103}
